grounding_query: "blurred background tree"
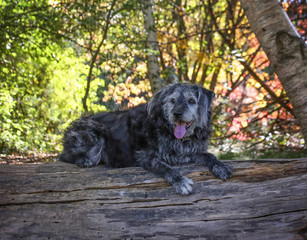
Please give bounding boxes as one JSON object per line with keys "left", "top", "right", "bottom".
{"left": 0, "top": 0, "right": 306, "bottom": 159}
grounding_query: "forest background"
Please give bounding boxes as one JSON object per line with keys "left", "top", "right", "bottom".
{"left": 0, "top": 0, "right": 306, "bottom": 163}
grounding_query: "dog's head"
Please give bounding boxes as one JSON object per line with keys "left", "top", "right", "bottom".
{"left": 147, "top": 83, "right": 215, "bottom": 139}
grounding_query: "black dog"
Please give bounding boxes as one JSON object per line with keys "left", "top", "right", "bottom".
{"left": 60, "top": 83, "right": 232, "bottom": 195}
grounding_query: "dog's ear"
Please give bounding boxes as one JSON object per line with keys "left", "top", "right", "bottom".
{"left": 203, "top": 88, "right": 215, "bottom": 105}
{"left": 197, "top": 86, "right": 215, "bottom": 128}
{"left": 147, "top": 89, "right": 163, "bottom": 117}
{"left": 147, "top": 84, "right": 178, "bottom": 117}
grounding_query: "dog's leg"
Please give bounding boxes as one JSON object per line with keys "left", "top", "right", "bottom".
{"left": 193, "top": 153, "right": 233, "bottom": 180}
{"left": 61, "top": 117, "right": 108, "bottom": 168}
{"left": 137, "top": 154, "right": 194, "bottom": 195}
{"left": 74, "top": 138, "right": 105, "bottom": 168}
{"left": 150, "top": 160, "right": 194, "bottom": 195}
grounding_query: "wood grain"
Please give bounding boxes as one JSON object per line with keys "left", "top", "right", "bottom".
{"left": 0, "top": 159, "right": 307, "bottom": 239}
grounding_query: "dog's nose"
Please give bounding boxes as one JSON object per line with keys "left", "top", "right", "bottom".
{"left": 174, "top": 112, "right": 183, "bottom": 118}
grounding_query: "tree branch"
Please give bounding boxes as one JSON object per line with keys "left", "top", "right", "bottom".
{"left": 82, "top": 0, "right": 117, "bottom": 113}
{"left": 240, "top": 61, "right": 294, "bottom": 116}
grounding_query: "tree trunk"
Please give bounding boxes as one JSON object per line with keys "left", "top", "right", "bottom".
{"left": 142, "top": 0, "right": 164, "bottom": 93}
{"left": 239, "top": 0, "right": 307, "bottom": 146}
{"left": 1, "top": 159, "right": 307, "bottom": 239}
{"left": 174, "top": 0, "right": 189, "bottom": 82}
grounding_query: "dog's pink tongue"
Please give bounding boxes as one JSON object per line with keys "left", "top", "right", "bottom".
{"left": 174, "top": 123, "right": 186, "bottom": 139}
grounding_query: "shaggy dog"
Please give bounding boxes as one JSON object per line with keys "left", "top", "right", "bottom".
{"left": 60, "top": 83, "right": 232, "bottom": 195}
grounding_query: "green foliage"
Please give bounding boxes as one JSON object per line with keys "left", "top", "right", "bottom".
{"left": 0, "top": 0, "right": 144, "bottom": 153}
{"left": 1, "top": 1, "right": 61, "bottom": 152}
{"left": 0, "top": 43, "right": 90, "bottom": 152}
{"left": 218, "top": 148, "right": 307, "bottom": 160}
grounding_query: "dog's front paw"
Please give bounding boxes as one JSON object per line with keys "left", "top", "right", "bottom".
{"left": 212, "top": 163, "right": 233, "bottom": 180}
{"left": 172, "top": 176, "right": 194, "bottom": 195}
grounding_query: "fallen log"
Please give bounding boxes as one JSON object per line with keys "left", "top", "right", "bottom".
{"left": 0, "top": 158, "right": 307, "bottom": 239}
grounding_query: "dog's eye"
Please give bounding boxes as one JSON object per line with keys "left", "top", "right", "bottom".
{"left": 170, "top": 98, "right": 175, "bottom": 104}
{"left": 188, "top": 98, "right": 196, "bottom": 104}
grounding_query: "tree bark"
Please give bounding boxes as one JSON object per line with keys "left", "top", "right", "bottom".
{"left": 142, "top": 0, "right": 164, "bottom": 93}
{"left": 239, "top": 0, "right": 307, "bottom": 146}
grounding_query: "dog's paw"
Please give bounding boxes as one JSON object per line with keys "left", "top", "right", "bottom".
{"left": 75, "top": 158, "right": 97, "bottom": 168}
{"left": 212, "top": 163, "right": 233, "bottom": 180}
{"left": 172, "top": 176, "right": 194, "bottom": 195}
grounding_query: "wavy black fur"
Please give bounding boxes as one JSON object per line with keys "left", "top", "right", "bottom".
{"left": 60, "top": 83, "right": 232, "bottom": 195}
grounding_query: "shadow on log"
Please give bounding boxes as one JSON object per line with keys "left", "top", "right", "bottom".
{"left": 0, "top": 158, "right": 307, "bottom": 239}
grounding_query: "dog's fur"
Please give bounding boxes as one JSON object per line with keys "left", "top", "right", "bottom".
{"left": 60, "top": 83, "right": 232, "bottom": 195}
